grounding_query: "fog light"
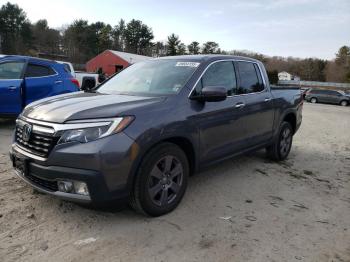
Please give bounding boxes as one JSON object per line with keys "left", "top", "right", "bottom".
{"left": 73, "top": 181, "right": 89, "bottom": 196}
{"left": 58, "top": 181, "right": 74, "bottom": 193}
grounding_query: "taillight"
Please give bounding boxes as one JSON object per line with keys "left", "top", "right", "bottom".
{"left": 70, "top": 78, "right": 80, "bottom": 88}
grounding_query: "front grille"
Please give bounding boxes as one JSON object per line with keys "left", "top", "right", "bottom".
{"left": 25, "top": 173, "right": 58, "bottom": 191}
{"left": 15, "top": 125, "right": 58, "bottom": 158}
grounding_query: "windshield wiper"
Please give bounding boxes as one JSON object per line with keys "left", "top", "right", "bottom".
{"left": 84, "top": 88, "right": 97, "bottom": 93}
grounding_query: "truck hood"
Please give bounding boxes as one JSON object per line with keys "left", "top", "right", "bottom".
{"left": 22, "top": 92, "right": 166, "bottom": 123}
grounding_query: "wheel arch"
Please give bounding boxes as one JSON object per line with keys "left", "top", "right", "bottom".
{"left": 126, "top": 136, "right": 197, "bottom": 192}
{"left": 283, "top": 112, "right": 297, "bottom": 134}
{"left": 340, "top": 99, "right": 349, "bottom": 106}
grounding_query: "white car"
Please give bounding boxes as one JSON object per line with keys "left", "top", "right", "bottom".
{"left": 57, "top": 61, "right": 100, "bottom": 90}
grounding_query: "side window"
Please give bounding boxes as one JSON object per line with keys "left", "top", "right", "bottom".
{"left": 237, "top": 62, "right": 264, "bottom": 94}
{"left": 63, "top": 63, "right": 71, "bottom": 73}
{"left": 0, "top": 61, "right": 25, "bottom": 79}
{"left": 25, "top": 64, "right": 56, "bottom": 77}
{"left": 194, "top": 61, "right": 237, "bottom": 96}
{"left": 328, "top": 90, "right": 340, "bottom": 96}
{"left": 254, "top": 64, "right": 264, "bottom": 88}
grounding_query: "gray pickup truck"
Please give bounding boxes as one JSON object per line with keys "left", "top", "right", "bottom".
{"left": 10, "top": 55, "right": 303, "bottom": 216}
{"left": 305, "top": 89, "right": 349, "bottom": 106}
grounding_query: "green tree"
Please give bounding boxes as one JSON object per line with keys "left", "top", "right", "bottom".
{"left": 188, "top": 41, "right": 200, "bottom": 54}
{"left": 201, "top": 41, "right": 220, "bottom": 54}
{"left": 124, "top": 19, "right": 154, "bottom": 55}
{"left": 0, "top": 2, "right": 32, "bottom": 54}
{"left": 335, "top": 46, "right": 350, "bottom": 66}
{"left": 153, "top": 41, "right": 166, "bottom": 57}
{"left": 63, "top": 19, "right": 92, "bottom": 63}
{"left": 166, "top": 34, "right": 181, "bottom": 56}
{"left": 177, "top": 43, "right": 187, "bottom": 55}
{"left": 112, "top": 19, "right": 126, "bottom": 51}
{"left": 32, "top": 19, "right": 61, "bottom": 54}
{"left": 334, "top": 45, "right": 350, "bottom": 82}
{"left": 95, "top": 23, "right": 113, "bottom": 53}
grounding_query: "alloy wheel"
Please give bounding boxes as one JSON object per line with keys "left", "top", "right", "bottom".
{"left": 280, "top": 128, "right": 292, "bottom": 157}
{"left": 147, "top": 155, "right": 183, "bottom": 207}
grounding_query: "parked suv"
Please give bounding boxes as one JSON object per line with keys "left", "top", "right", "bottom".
{"left": 305, "top": 89, "right": 349, "bottom": 106}
{"left": 10, "top": 55, "right": 303, "bottom": 216}
{"left": 0, "top": 55, "right": 80, "bottom": 117}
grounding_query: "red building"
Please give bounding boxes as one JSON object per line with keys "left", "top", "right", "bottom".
{"left": 86, "top": 50, "right": 150, "bottom": 76}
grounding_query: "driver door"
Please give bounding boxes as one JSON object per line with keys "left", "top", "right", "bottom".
{"left": 0, "top": 59, "right": 26, "bottom": 115}
{"left": 190, "top": 61, "right": 247, "bottom": 164}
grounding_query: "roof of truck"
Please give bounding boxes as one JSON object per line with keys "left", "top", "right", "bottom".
{"left": 156, "top": 54, "right": 261, "bottom": 63}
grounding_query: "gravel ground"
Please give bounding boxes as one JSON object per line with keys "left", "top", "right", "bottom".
{"left": 0, "top": 103, "right": 349, "bottom": 262}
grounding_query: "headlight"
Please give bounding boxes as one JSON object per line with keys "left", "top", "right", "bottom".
{"left": 58, "top": 116, "right": 134, "bottom": 144}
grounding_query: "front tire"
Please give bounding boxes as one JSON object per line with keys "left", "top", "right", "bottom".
{"left": 130, "top": 143, "right": 189, "bottom": 216}
{"left": 340, "top": 100, "right": 348, "bottom": 106}
{"left": 266, "top": 121, "right": 293, "bottom": 161}
{"left": 310, "top": 97, "right": 317, "bottom": 103}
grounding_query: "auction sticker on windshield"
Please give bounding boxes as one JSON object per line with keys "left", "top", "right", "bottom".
{"left": 175, "top": 62, "right": 200, "bottom": 67}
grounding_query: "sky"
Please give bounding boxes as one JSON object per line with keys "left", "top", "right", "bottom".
{"left": 5, "top": 0, "right": 350, "bottom": 59}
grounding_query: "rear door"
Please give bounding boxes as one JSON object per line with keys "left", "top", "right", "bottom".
{"left": 316, "top": 90, "right": 328, "bottom": 103}
{"left": 24, "top": 61, "right": 63, "bottom": 105}
{"left": 235, "top": 61, "right": 275, "bottom": 146}
{"left": 0, "top": 59, "right": 26, "bottom": 115}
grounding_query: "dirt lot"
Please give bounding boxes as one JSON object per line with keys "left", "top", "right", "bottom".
{"left": 0, "top": 103, "right": 349, "bottom": 262}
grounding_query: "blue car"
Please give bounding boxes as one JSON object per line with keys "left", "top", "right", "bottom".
{"left": 0, "top": 56, "right": 80, "bottom": 117}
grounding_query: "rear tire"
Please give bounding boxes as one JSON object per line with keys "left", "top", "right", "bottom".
{"left": 266, "top": 122, "right": 293, "bottom": 161}
{"left": 310, "top": 97, "right": 317, "bottom": 103}
{"left": 340, "top": 100, "right": 348, "bottom": 106}
{"left": 130, "top": 143, "right": 189, "bottom": 217}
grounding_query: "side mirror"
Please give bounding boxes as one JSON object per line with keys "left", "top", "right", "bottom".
{"left": 191, "top": 86, "right": 227, "bottom": 102}
{"left": 81, "top": 76, "right": 96, "bottom": 91}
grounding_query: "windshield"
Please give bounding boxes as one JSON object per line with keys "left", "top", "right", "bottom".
{"left": 97, "top": 60, "right": 200, "bottom": 95}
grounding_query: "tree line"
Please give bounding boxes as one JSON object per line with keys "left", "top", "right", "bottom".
{"left": 0, "top": 2, "right": 349, "bottom": 83}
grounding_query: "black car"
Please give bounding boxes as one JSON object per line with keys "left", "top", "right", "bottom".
{"left": 10, "top": 55, "right": 303, "bottom": 216}
{"left": 305, "top": 89, "right": 349, "bottom": 106}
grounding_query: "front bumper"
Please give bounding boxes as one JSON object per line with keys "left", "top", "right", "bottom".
{"left": 10, "top": 131, "right": 138, "bottom": 204}
{"left": 13, "top": 167, "right": 92, "bottom": 203}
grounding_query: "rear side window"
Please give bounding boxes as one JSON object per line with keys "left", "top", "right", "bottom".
{"left": 0, "top": 61, "right": 25, "bottom": 79}
{"left": 63, "top": 63, "right": 72, "bottom": 73}
{"left": 311, "top": 90, "right": 326, "bottom": 94}
{"left": 254, "top": 64, "right": 264, "bottom": 87}
{"left": 195, "top": 61, "right": 237, "bottom": 96}
{"left": 327, "top": 90, "right": 341, "bottom": 96}
{"left": 237, "top": 61, "right": 264, "bottom": 94}
{"left": 25, "top": 64, "right": 56, "bottom": 77}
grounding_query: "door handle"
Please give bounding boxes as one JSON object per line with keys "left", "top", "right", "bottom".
{"left": 7, "top": 86, "right": 17, "bottom": 91}
{"left": 55, "top": 80, "right": 63, "bottom": 84}
{"left": 235, "top": 102, "right": 245, "bottom": 109}
{"left": 264, "top": 98, "right": 271, "bottom": 102}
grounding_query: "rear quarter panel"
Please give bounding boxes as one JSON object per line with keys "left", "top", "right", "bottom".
{"left": 270, "top": 88, "right": 303, "bottom": 135}
{"left": 52, "top": 64, "right": 79, "bottom": 93}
